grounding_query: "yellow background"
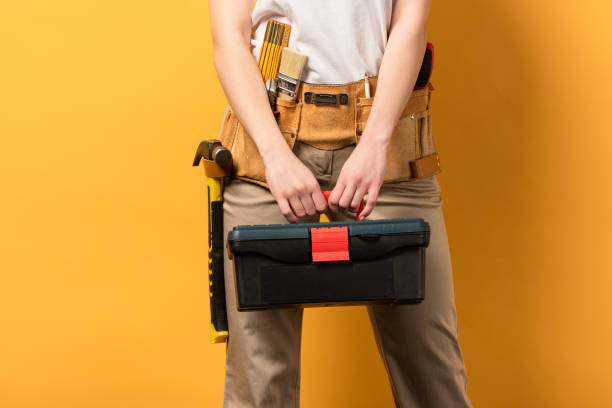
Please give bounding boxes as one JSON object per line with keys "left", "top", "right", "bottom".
{"left": 2, "top": 1, "right": 611, "bottom": 406}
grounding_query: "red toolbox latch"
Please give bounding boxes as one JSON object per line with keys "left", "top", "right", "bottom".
{"left": 310, "top": 226, "right": 350, "bottom": 262}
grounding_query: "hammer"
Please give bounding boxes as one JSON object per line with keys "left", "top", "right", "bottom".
{"left": 193, "top": 140, "right": 232, "bottom": 344}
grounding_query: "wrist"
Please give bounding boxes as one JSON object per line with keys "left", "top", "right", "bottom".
{"left": 360, "top": 125, "right": 393, "bottom": 149}
{"left": 260, "top": 136, "right": 294, "bottom": 166}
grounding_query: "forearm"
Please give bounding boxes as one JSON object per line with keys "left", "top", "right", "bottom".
{"left": 361, "top": 0, "right": 430, "bottom": 147}
{"left": 212, "top": 38, "right": 290, "bottom": 162}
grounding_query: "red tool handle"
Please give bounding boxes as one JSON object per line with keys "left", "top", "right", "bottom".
{"left": 322, "top": 190, "right": 365, "bottom": 221}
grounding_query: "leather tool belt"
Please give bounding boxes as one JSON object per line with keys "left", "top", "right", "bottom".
{"left": 215, "top": 77, "right": 440, "bottom": 190}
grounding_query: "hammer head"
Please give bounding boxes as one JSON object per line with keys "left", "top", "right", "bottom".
{"left": 193, "top": 140, "right": 229, "bottom": 166}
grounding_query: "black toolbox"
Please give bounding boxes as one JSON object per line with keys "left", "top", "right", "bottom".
{"left": 227, "top": 218, "right": 430, "bottom": 310}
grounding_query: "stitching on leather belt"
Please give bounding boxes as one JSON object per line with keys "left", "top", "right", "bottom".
{"left": 304, "top": 92, "right": 348, "bottom": 106}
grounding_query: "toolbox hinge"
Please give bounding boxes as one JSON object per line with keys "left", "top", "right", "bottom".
{"left": 310, "top": 226, "right": 350, "bottom": 262}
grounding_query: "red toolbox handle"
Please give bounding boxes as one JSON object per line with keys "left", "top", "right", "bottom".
{"left": 321, "top": 190, "right": 365, "bottom": 221}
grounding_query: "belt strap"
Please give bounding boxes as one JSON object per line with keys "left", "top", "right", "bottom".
{"left": 410, "top": 153, "right": 441, "bottom": 178}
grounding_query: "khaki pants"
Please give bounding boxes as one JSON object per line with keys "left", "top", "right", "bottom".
{"left": 221, "top": 141, "right": 472, "bottom": 407}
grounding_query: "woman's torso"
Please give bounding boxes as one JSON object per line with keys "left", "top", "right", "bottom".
{"left": 249, "top": 0, "right": 393, "bottom": 84}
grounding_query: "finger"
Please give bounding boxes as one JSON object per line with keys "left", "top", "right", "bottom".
{"left": 327, "top": 180, "right": 345, "bottom": 212}
{"left": 350, "top": 185, "right": 367, "bottom": 213}
{"left": 299, "top": 193, "right": 317, "bottom": 216}
{"left": 338, "top": 183, "right": 357, "bottom": 212}
{"left": 277, "top": 197, "right": 298, "bottom": 223}
{"left": 360, "top": 186, "right": 380, "bottom": 219}
{"left": 288, "top": 195, "right": 307, "bottom": 219}
{"left": 311, "top": 188, "right": 328, "bottom": 214}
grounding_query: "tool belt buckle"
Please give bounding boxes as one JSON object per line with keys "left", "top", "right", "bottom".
{"left": 304, "top": 92, "right": 348, "bottom": 106}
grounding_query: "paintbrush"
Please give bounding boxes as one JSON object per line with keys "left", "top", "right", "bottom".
{"left": 277, "top": 47, "right": 308, "bottom": 101}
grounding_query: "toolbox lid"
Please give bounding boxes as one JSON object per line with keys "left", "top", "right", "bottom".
{"left": 228, "top": 218, "right": 429, "bottom": 242}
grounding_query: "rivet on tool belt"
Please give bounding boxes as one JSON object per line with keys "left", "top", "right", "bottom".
{"left": 304, "top": 92, "right": 348, "bottom": 106}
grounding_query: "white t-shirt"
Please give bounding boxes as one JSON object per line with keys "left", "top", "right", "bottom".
{"left": 250, "top": 0, "right": 393, "bottom": 84}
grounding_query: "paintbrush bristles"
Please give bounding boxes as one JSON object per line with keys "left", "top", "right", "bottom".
{"left": 278, "top": 48, "right": 307, "bottom": 80}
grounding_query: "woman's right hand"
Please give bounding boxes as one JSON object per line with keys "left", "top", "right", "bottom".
{"left": 264, "top": 147, "right": 328, "bottom": 223}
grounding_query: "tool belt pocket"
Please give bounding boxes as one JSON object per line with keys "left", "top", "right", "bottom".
{"left": 216, "top": 104, "right": 240, "bottom": 153}
{"left": 217, "top": 99, "right": 302, "bottom": 183}
{"left": 355, "top": 83, "right": 440, "bottom": 182}
{"left": 275, "top": 97, "right": 302, "bottom": 138}
{"left": 355, "top": 96, "right": 374, "bottom": 137}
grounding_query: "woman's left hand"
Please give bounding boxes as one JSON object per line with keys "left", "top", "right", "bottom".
{"left": 327, "top": 136, "right": 388, "bottom": 219}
